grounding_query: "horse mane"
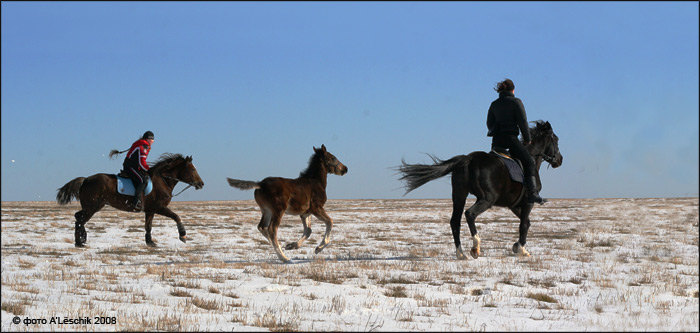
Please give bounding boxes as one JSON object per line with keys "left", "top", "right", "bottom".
{"left": 299, "top": 150, "right": 325, "bottom": 178}
{"left": 149, "top": 153, "right": 185, "bottom": 175}
{"left": 524, "top": 120, "right": 550, "bottom": 142}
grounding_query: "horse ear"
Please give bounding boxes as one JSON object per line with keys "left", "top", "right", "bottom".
{"left": 544, "top": 122, "right": 553, "bottom": 134}
{"left": 186, "top": 156, "right": 192, "bottom": 162}
{"left": 321, "top": 144, "right": 327, "bottom": 152}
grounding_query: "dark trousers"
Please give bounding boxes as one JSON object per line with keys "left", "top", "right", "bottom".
{"left": 492, "top": 135, "right": 536, "bottom": 178}
{"left": 127, "top": 167, "right": 149, "bottom": 197}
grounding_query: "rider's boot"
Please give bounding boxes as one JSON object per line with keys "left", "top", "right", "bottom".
{"left": 524, "top": 176, "right": 547, "bottom": 205}
{"left": 132, "top": 182, "right": 147, "bottom": 211}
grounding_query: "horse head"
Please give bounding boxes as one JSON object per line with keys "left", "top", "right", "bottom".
{"left": 314, "top": 144, "right": 348, "bottom": 176}
{"left": 175, "top": 155, "right": 204, "bottom": 189}
{"left": 530, "top": 121, "right": 563, "bottom": 168}
{"left": 152, "top": 154, "right": 204, "bottom": 189}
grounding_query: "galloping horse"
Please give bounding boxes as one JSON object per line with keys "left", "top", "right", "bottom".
{"left": 57, "top": 154, "right": 204, "bottom": 247}
{"left": 227, "top": 145, "right": 348, "bottom": 263}
{"left": 398, "top": 121, "right": 562, "bottom": 259}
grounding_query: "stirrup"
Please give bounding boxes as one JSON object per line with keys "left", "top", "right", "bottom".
{"left": 130, "top": 197, "right": 142, "bottom": 212}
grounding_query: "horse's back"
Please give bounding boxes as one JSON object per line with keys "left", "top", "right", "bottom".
{"left": 84, "top": 173, "right": 116, "bottom": 185}
{"left": 256, "top": 176, "right": 318, "bottom": 214}
{"left": 466, "top": 151, "right": 503, "bottom": 168}
{"left": 80, "top": 173, "right": 117, "bottom": 195}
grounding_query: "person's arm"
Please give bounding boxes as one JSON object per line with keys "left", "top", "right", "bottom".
{"left": 486, "top": 103, "right": 496, "bottom": 136}
{"left": 515, "top": 98, "right": 531, "bottom": 143}
{"left": 139, "top": 145, "right": 150, "bottom": 171}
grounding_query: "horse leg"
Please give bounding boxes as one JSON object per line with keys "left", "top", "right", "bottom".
{"left": 155, "top": 207, "right": 188, "bottom": 243}
{"left": 74, "top": 206, "right": 100, "bottom": 247}
{"left": 511, "top": 203, "right": 533, "bottom": 256}
{"left": 74, "top": 210, "right": 89, "bottom": 247}
{"left": 268, "top": 213, "right": 291, "bottom": 263}
{"left": 145, "top": 212, "right": 156, "bottom": 247}
{"left": 285, "top": 214, "right": 312, "bottom": 250}
{"left": 312, "top": 209, "right": 333, "bottom": 255}
{"left": 464, "top": 198, "right": 493, "bottom": 259}
{"left": 257, "top": 208, "right": 273, "bottom": 244}
{"left": 450, "top": 186, "right": 468, "bottom": 260}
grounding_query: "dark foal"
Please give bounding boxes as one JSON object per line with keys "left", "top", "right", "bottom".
{"left": 398, "top": 121, "right": 563, "bottom": 259}
{"left": 57, "top": 154, "right": 204, "bottom": 247}
{"left": 227, "top": 145, "right": 348, "bottom": 263}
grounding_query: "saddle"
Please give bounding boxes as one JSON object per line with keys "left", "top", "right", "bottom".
{"left": 115, "top": 174, "right": 153, "bottom": 196}
{"left": 489, "top": 148, "right": 524, "bottom": 184}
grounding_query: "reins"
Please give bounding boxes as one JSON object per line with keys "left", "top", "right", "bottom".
{"left": 161, "top": 175, "right": 194, "bottom": 197}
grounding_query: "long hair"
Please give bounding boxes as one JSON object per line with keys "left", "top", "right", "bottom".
{"left": 494, "top": 78, "right": 515, "bottom": 93}
{"left": 109, "top": 148, "right": 129, "bottom": 159}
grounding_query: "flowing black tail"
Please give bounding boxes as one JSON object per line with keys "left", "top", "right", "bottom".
{"left": 397, "top": 154, "right": 471, "bottom": 195}
{"left": 57, "top": 177, "right": 85, "bottom": 205}
{"left": 227, "top": 178, "right": 261, "bottom": 190}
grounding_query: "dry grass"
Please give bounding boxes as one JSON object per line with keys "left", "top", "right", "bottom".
{"left": 384, "top": 285, "right": 409, "bottom": 298}
{"left": 189, "top": 296, "right": 221, "bottom": 311}
{"left": 1, "top": 199, "right": 698, "bottom": 331}
{"left": 526, "top": 292, "right": 558, "bottom": 303}
{"left": 1, "top": 301, "right": 26, "bottom": 315}
{"left": 170, "top": 288, "right": 192, "bottom": 297}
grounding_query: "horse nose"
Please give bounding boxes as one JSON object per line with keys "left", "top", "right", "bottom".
{"left": 342, "top": 166, "right": 348, "bottom": 175}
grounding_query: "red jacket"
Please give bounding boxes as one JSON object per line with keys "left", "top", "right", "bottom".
{"left": 123, "top": 139, "right": 151, "bottom": 172}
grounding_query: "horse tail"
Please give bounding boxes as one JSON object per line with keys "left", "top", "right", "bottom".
{"left": 398, "top": 154, "right": 471, "bottom": 195}
{"left": 227, "top": 178, "right": 261, "bottom": 190}
{"left": 56, "top": 177, "right": 86, "bottom": 205}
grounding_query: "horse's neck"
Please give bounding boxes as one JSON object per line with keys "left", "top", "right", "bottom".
{"left": 300, "top": 162, "right": 328, "bottom": 188}
{"left": 527, "top": 143, "right": 544, "bottom": 191}
{"left": 152, "top": 169, "right": 179, "bottom": 191}
{"left": 527, "top": 143, "right": 544, "bottom": 171}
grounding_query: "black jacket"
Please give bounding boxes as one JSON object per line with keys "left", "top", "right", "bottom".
{"left": 486, "top": 91, "right": 531, "bottom": 142}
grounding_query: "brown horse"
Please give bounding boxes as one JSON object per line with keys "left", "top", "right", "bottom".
{"left": 227, "top": 145, "right": 348, "bottom": 263}
{"left": 57, "top": 153, "right": 204, "bottom": 247}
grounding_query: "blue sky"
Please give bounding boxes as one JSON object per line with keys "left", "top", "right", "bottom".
{"left": 2, "top": 2, "right": 698, "bottom": 201}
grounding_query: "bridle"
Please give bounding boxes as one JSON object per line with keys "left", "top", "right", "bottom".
{"left": 161, "top": 175, "right": 194, "bottom": 197}
{"left": 535, "top": 152, "right": 558, "bottom": 165}
{"left": 531, "top": 135, "right": 559, "bottom": 166}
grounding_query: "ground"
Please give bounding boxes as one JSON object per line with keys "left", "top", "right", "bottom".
{"left": 1, "top": 198, "right": 698, "bottom": 331}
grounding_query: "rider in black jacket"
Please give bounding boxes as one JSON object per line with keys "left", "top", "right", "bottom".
{"left": 487, "top": 79, "right": 545, "bottom": 204}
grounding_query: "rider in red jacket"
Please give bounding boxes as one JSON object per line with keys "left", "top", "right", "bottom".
{"left": 122, "top": 131, "right": 154, "bottom": 211}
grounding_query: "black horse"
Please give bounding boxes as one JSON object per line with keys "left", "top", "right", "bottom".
{"left": 398, "top": 120, "right": 562, "bottom": 259}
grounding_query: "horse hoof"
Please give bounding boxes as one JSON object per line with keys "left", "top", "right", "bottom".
{"left": 147, "top": 241, "right": 157, "bottom": 247}
{"left": 179, "top": 235, "right": 188, "bottom": 243}
{"left": 314, "top": 246, "right": 324, "bottom": 254}
{"left": 513, "top": 242, "right": 530, "bottom": 257}
{"left": 455, "top": 247, "right": 467, "bottom": 260}
{"left": 470, "top": 248, "right": 480, "bottom": 259}
{"left": 285, "top": 243, "right": 299, "bottom": 250}
{"left": 75, "top": 243, "right": 85, "bottom": 248}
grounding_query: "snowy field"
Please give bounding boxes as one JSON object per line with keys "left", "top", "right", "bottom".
{"left": 1, "top": 198, "right": 698, "bottom": 331}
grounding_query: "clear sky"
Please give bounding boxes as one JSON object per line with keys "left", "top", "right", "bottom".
{"left": 2, "top": 2, "right": 698, "bottom": 201}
